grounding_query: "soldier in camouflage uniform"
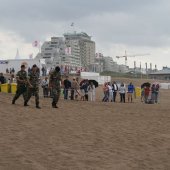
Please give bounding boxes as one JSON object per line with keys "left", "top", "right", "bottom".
{"left": 49, "top": 66, "right": 61, "bottom": 108}
{"left": 12, "top": 65, "right": 28, "bottom": 104}
{"left": 24, "top": 64, "right": 41, "bottom": 109}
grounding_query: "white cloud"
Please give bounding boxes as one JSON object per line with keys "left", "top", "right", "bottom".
{"left": 0, "top": 0, "right": 170, "bottom": 69}
{"left": 0, "top": 30, "right": 39, "bottom": 59}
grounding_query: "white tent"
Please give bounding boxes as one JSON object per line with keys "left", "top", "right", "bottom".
{"left": 160, "top": 83, "right": 170, "bottom": 89}
{"left": 0, "top": 59, "right": 42, "bottom": 74}
{"left": 80, "top": 72, "right": 111, "bottom": 85}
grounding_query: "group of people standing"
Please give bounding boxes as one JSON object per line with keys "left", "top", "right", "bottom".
{"left": 6, "top": 68, "right": 15, "bottom": 74}
{"left": 4, "top": 64, "right": 160, "bottom": 108}
{"left": 102, "top": 82, "right": 135, "bottom": 103}
{"left": 12, "top": 64, "right": 62, "bottom": 109}
{"left": 141, "top": 83, "right": 160, "bottom": 104}
{"left": 63, "top": 77, "right": 96, "bottom": 102}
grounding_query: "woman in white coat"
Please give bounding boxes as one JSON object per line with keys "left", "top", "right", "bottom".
{"left": 88, "top": 82, "right": 96, "bottom": 101}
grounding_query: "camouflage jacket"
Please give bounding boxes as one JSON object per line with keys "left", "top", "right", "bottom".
{"left": 16, "top": 70, "right": 27, "bottom": 86}
{"left": 28, "top": 71, "right": 40, "bottom": 87}
{"left": 49, "top": 71, "right": 61, "bottom": 88}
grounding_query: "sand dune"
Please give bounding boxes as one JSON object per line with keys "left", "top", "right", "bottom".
{"left": 0, "top": 82, "right": 170, "bottom": 170}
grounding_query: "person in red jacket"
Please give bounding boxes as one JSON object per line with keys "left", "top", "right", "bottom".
{"left": 144, "top": 86, "right": 150, "bottom": 103}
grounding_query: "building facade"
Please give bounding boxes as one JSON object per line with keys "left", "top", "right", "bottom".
{"left": 64, "top": 32, "right": 96, "bottom": 68}
{"left": 36, "top": 32, "right": 95, "bottom": 72}
{"left": 103, "top": 56, "right": 120, "bottom": 72}
{"left": 149, "top": 68, "right": 170, "bottom": 80}
{"left": 40, "top": 37, "right": 66, "bottom": 67}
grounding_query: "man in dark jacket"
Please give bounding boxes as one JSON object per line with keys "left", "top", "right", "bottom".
{"left": 112, "top": 81, "right": 118, "bottom": 102}
{"left": 0, "top": 73, "right": 6, "bottom": 84}
{"left": 63, "top": 75, "right": 71, "bottom": 100}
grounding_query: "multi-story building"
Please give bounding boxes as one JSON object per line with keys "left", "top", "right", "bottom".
{"left": 149, "top": 69, "right": 170, "bottom": 80}
{"left": 64, "top": 32, "right": 95, "bottom": 68}
{"left": 118, "top": 64, "right": 129, "bottom": 73}
{"left": 103, "top": 56, "right": 119, "bottom": 72}
{"left": 93, "top": 53, "right": 104, "bottom": 72}
{"left": 40, "top": 37, "right": 66, "bottom": 67}
{"left": 36, "top": 32, "right": 95, "bottom": 71}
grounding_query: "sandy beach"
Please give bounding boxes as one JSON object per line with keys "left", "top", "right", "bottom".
{"left": 0, "top": 79, "right": 170, "bottom": 170}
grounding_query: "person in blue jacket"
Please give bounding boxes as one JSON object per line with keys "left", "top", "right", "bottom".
{"left": 127, "top": 82, "right": 135, "bottom": 103}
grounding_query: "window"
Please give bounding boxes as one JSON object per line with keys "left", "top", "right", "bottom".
{"left": 44, "top": 53, "right": 52, "bottom": 56}
{"left": 51, "top": 42, "right": 58, "bottom": 44}
{"left": 49, "top": 45, "right": 57, "bottom": 47}
{"left": 43, "top": 56, "right": 51, "bottom": 59}
{"left": 45, "top": 48, "right": 53, "bottom": 50}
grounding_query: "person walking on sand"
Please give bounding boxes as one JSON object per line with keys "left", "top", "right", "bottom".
{"left": 24, "top": 64, "right": 41, "bottom": 109}
{"left": 49, "top": 66, "right": 62, "bottom": 108}
{"left": 12, "top": 65, "right": 29, "bottom": 104}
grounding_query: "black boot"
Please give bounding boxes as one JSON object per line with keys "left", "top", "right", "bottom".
{"left": 12, "top": 99, "right": 15, "bottom": 104}
{"left": 36, "top": 102, "right": 41, "bottom": 109}
{"left": 52, "top": 102, "right": 58, "bottom": 108}
{"left": 24, "top": 101, "right": 29, "bottom": 106}
{"left": 36, "top": 105, "right": 41, "bottom": 109}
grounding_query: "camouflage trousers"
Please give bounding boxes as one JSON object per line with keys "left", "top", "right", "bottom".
{"left": 25, "top": 87, "right": 39, "bottom": 106}
{"left": 51, "top": 88, "right": 61, "bottom": 104}
{"left": 13, "top": 85, "right": 27, "bottom": 101}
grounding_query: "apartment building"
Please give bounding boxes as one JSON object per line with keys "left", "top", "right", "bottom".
{"left": 64, "top": 32, "right": 95, "bottom": 68}
{"left": 36, "top": 32, "right": 95, "bottom": 70}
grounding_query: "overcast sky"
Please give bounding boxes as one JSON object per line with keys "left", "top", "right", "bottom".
{"left": 0, "top": 0, "right": 170, "bottom": 69}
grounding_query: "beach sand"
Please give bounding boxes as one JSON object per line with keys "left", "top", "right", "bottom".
{"left": 0, "top": 79, "right": 170, "bottom": 170}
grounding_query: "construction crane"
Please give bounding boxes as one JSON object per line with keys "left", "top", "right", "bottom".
{"left": 116, "top": 51, "right": 150, "bottom": 66}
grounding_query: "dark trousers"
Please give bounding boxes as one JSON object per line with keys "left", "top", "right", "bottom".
{"left": 120, "top": 93, "right": 125, "bottom": 103}
{"left": 85, "top": 93, "right": 88, "bottom": 101}
{"left": 113, "top": 91, "right": 117, "bottom": 102}
{"left": 13, "top": 85, "right": 27, "bottom": 101}
{"left": 51, "top": 88, "right": 61, "bottom": 104}
{"left": 70, "top": 89, "right": 74, "bottom": 100}
{"left": 102, "top": 91, "right": 109, "bottom": 102}
{"left": 43, "top": 87, "right": 49, "bottom": 97}
{"left": 64, "top": 88, "right": 69, "bottom": 100}
{"left": 25, "top": 87, "right": 39, "bottom": 106}
{"left": 155, "top": 92, "right": 158, "bottom": 103}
